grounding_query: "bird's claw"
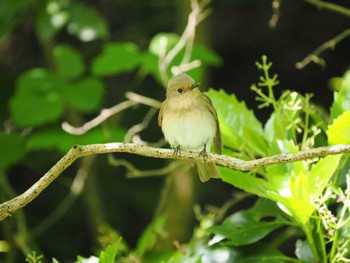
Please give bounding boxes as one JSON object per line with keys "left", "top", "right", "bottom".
{"left": 199, "top": 144, "right": 208, "bottom": 161}
{"left": 173, "top": 145, "right": 181, "bottom": 158}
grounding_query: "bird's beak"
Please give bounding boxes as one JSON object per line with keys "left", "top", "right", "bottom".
{"left": 190, "top": 83, "right": 201, "bottom": 90}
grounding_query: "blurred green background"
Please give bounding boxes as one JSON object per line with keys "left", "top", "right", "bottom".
{"left": 0, "top": 0, "right": 349, "bottom": 262}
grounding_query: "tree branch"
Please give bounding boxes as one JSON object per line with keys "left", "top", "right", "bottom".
{"left": 1, "top": 143, "right": 349, "bottom": 221}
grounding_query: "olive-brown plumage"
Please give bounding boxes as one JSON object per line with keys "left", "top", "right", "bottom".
{"left": 158, "top": 73, "right": 222, "bottom": 182}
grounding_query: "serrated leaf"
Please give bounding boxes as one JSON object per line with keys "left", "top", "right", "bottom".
{"left": 92, "top": 42, "right": 142, "bottom": 76}
{"left": 63, "top": 77, "right": 104, "bottom": 112}
{"left": 67, "top": 3, "right": 109, "bottom": 42}
{"left": 9, "top": 69, "right": 65, "bottom": 127}
{"left": 0, "top": 133, "right": 24, "bottom": 169}
{"left": 327, "top": 110, "right": 350, "bottom": 145}
{"left": 207, "top": 89, "right": 268, "bottom": 156}
{"left": 53, "top": 44, "right": 85, "bottom": 79}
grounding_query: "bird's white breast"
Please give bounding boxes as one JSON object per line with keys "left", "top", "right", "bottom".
{"left": 161, "top": 94, "right": 216, "bottom": 152}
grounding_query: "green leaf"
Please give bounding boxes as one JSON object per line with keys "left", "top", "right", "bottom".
{"left": 327, "top": 110, "right": 350, "bottom": 145}
{"left": 141, "top": 51, "right": 161, "bottom": 83}
{"left": 27, "top": 126, "right": 126, "bottom": 153}
{"left": 76, "top": 256, "right": 98, "bottom": 263}
{"left": 267, "top": 192, "right": 315, "bottom": 224}
{"left": 308, "top": 155, "right": 341, "bottom": 198}
{"left": 295, "top": 239, "right": 314, "bottom": 263}
{"left": 92, "top": 42, "right": 142, "bottom": 76}
{"left": 192, "top": 44, "right": 222, "bottom": 67}
{"left": 67, "top": 3, "right": 109, "bottom": 42}
{"left": 0, "top": 0, "right": 31, "bottom": 40}
{"left": 63, "top": 77, "right": 104, "bottom": 112}
{"left": 35, "top": 0, "right": 69, "bottom": 42}
{"left": 221, "top": 167, "right": 272, "bottom": 198}
{"left": 9, "top": 69, "right": 65, "bottom": 127}
{"left": 0, "top": 133, "right": 24, "bottom": 169}
{"left": 207, "top": 89, "right": 268, "bottom": 156}
{"left": 53, "top": 44, "right": 85, "bottom": 79}
{"left": 330, "top": 69, "right": 350, "bottom": 119}
{"left": 135, "top": 213, "right": 167, "bottom": 256}
{"left": 264, "top": 91, "right": 301, "bottom": 142}
{"left": 99, "top": 242, "right": 120, "bottom": 263}
{"left": 265, "top": 140, "right": 306, "bottom": 193}
{"left": 209, "top": 200, "right": 287, "bottom": 246}
{"left": 149, "top": 33, "right": 179, "bottom": 55}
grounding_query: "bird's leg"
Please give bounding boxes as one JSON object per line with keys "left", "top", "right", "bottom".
{"left": 173, "top": 145, "right": 181, "bottom": 158}
{"left": 199, "top": 144, "right": 208, "bottom": 161}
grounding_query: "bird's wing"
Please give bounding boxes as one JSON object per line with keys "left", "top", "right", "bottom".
{"left": 158, "top": 101, "right": 165, "bottom": 127}
{"left": 203, "top": 94, "right": 222, "bottom": 154}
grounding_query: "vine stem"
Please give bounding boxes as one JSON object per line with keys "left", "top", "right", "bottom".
{"left": 0, "top": 143, "right": 350, "bottom": 221}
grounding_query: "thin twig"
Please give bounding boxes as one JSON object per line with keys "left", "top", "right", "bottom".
{"left": 124, "top": 108, "right": 158, "bottom": 143}
{"left": 158, "top": 0, "right": 210, "bottom": 86}
{"left": 0, "top": 143, "right": 349, "bottom": 221}
{"left": 296, "top": 27, "right": 350, "bottom": 69}
{"left": 304, "top": 0, "right": 350, "bottom": 18}
{"left": 125, "top": 92, "right": 162, "bottom": 108}
{"left": 62, "top": 100, "right": 138, "bottom": 135}
{"left": 108, "top": 155, "right": 182, "bottom": 177}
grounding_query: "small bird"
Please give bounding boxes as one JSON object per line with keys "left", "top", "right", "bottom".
{"left": 158, "top": 73, "right": 222, "bottom": 182}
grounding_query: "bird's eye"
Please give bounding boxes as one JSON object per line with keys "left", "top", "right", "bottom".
{"left": 177, "top": 88, "right": 183, "bottom": 93}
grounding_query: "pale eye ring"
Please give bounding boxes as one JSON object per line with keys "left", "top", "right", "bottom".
{"left": 177, "top": 88, "right": 183, "bottom": 93}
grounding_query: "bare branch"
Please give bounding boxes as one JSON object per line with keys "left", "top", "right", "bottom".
{"left": 304, "top": 0, "right": 350, "bottom": 18}
{"left": 0, "top": 142, "right": 349, "bottom": 221}
{"left": 62, "top": 100, "right": 138, "bottom": 135}
{"left": 296, "top": 27, "right": 350, "bottom": 69}
{"left": 125, "top": 92, "right": 162, "bottom": 108}
{"left": 158, "top": 0, "right": 210, "bottom": 85}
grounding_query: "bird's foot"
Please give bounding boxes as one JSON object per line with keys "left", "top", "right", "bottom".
{"left": 199, "top": 144, "right": 208, "bottom": 161}
{"left": 173, "top": 145, "right": 181, "bottom": 158}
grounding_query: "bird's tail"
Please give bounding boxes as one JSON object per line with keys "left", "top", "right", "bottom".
{"left": 195, "top": 161, "right": 221, "bottom": 182}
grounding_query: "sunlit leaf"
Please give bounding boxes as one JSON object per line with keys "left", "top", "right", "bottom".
{"left": 92, "top": 42, "right": 142, "bottom": 76}
{"left": 267, "top": 192, "right": 315, "bottom": 224}
{"left": 330, "top": 69, "right": 350, "bottom": 119}
{"left": 53, "top": 44, "right": 85, "bottom": 79}
{"left": 99, "top": 241, "right": 121, "bottom": 263}
{"left": 9, "top": 69, "right": 65, "bottom": 127}
{"left": 308, "top": 155, "right": 341, "bottom": 198}
{"left": 0, "top": 133, "right": 24, "bottom": 169}
{"left": 327, "top": 111, "right": 350, "bottom": 145}
{"left": 207, "top": 89, "right": 268, "bottom": 156}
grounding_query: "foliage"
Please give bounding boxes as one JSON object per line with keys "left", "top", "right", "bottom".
{"left": 1, "top": 0, "right": 350, "bottom": 263}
